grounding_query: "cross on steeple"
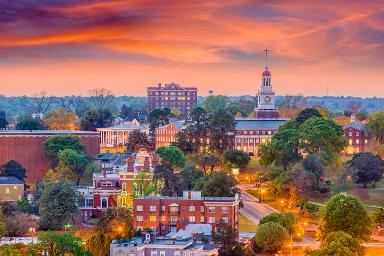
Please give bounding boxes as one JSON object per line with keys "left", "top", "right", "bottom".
{"left": 264, "top": 48, "right": 269, "bottom": 70}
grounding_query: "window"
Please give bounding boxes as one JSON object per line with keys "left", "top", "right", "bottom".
{"left": 349, "top": 131, "right": 353, "bottom": 136}
{"left": 151, "top": 251, "right": 157, "bottom": 256}
{"left": 122, "top": 196, "right": 126, "bottom": 205}
{"left": 150, "top": 205, "right": 157, "bottom": 211}
{"left": 356, "top": 139, "right": 360, "bottom": 144}
{"left": 208, "top": 217, "right": 215, "bottom": 223}
{"left": 222, "top": 217, "right": 229, "bottom": 223}
{"left": 161, "top": 215, "right": 166, "bottom": 222}
{"left": 161, "top": 205, "right": 166, "bottom": 211}
{"left": 101, "top": 198, "right": 108, "bottom": 208}
{"left": 5, "top": 188, "right": 9, "bottom": 194}
{"left": 189, "top": 206, "right": 195, "bottom": 212}
{"left": 189, "top": 216, "right": 196, "bottom": 223}
{"left": 268, "top": 130, "right": 272, "bottom": 135}
{"left": 174, "top": 252, "right": 181, "bottom": 256}
{"left": 208, "top": 207, "right": 215, "bottom": 213}
{"left": 349, "top": 139, "right": 353, "bottom": 146}
{"left": 13, "top": 185, "right": 17, "bottom": 190}
{"left": 200, "top": 216, "right": 205, "bottom": 222}
{"left": 136, "top": 216, "right": 143, "bottom": 221}
{"left": 137, "top": 205, "right": 143, "bottom": 211}
{"left": 222, "top": 206, "right": 228, "bottom": 213}
{"left": 160, "top": 251, "right": 165, "bottom": 256}
{"left": 150, "top": 216, "right": 157, "bottom": 222}
{"left": 122, "top": 182, "right": 126, "bottom": 191}
{"left": 365, "top": 139, "right": 368, "bottom": 144}
{"left": 356, "top": 132, "right": 359, "bottom": 137}
{"left": 200, "top": 206, "right": 205, "bottom": 212}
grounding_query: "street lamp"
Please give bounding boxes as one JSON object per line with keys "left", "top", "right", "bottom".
{"left": 280, "top": 200, "right": 284, "bottom": 211}
{"left": 260, "top": 189, "right": 265, "bottom": 202}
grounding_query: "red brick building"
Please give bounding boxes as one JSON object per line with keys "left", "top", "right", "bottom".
{"left": 155, "top": 120, "right": 185, "bottom": 149}
{"left": 133, "top": 191, "right": 240, "bottom": 236}
{"left": 0, "top": 130, "right": 100, "bottom": 184}
{"left": 147, "top": 83, "right": 197, "bottom": 116}
{"left": 342, "top": 115, "right": 370, "bottom": 155}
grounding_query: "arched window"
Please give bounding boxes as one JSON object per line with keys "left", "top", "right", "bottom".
{"left": 122, "top": 196, "right": 126, "bottom": 205}
{"left": 122, "top": 182, "right": 127, "bottom": 191}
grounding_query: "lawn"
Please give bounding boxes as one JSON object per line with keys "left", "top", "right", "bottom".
{"left": 239, "top": 214, "right": 258, "bottom": 233}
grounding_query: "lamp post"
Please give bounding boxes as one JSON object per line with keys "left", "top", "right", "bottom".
{"left": 280, "top": 200, "right": 284, "bottom": 211}
{"left": 260, "top": 189, "right": 265, "bottom": 202}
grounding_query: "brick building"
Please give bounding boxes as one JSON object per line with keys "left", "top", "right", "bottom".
{"left": 155, "top": 120, "right": 185, "bottom": 149}
{"left": 133, "top": 191, "right": 240, "bottom": 236}
{"left": 147, "top": 83, "right": 197, "bottom": 116}
{"left": 0, "top": 130, "right": 100, "bottom": 184}
{"left": 0, "top": 176, "right": 24, "bottom": 202}
{"left": 342, "top": 114, "right": 370, "bottom": 155}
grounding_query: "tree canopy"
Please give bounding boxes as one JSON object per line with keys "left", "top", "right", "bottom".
{"left": 0, "top": 160, "right": 27, "bottom": 182}
{"left": 224, "top": 149, "right": 251, "bottom": 168}
{"left": 155, "top": 146, "right": 186, "bottom": 168}
{"left": 43, "top": 134, "right": 86, "bottom": 158}
{"left": 0, "top": 111, "right": 7, "bottom": 129}
{"left": 367, "top": 111, "right": 384, "bottom": 144}
{"left": 203, "top": 95, "right": 229, "bottom": 113}
{"left": 213, "top": 220, "right": 250, "bottom": 256}
{"left": 197, "top": 171, "right": 239, "bottom": 197}
{"left": 318, "top": 194, "right": 371, "bottom": 242}
{"left": 347, "top": 152, "right": 384, "bottom": 187}
{"left": 39, "top": 232, "right": 89, "bottom": 256}
{"left": 16, "top": 116, "right": 46, "bottom": 130}
{"left": 43, "top": 109, "right": 78, "bottom": 130}
{"left": 255, "top": 222, "right": 288, "bottom": 252}
{"left": 126, "top": 129, "right": 151, "bottom": 152}
{"left": 296, "top": 108, "right": 322, "bottom": 124}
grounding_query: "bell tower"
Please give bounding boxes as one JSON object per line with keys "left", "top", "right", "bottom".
{"left": 255, "top": 48, "right": 279, "bottom": 118}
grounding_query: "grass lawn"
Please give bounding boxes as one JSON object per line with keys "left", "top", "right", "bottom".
{"left": 239, "top": 214, "right": 258, "bottom": 233}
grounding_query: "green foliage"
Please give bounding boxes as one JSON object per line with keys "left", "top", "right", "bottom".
{"left": 203, "top": 95, "right": 229, "bottom": 113}
{"left": 43, "top": 134, "right": 86, "bottom": 158}
{"left": 148, "top": 108, "right": 170, "bottom": 143}
{"left": 308, "top": 231, "right": 364, "bottom": 256}
{"left": 0, "top": 160, "right": 27, "bottom": 182}
{"left": 155, "top": 146, "right": 186, "bottom": 168}
{"left": 318, "top": 194, "right": 371, "bottom": 242}
{"left": 126, "top": 129, "right": 151, "bottom": 152}
{"left": 78, "top": 162, "right": 100, "bottom": 186}
{"left": 213, "top": 220, "right": 249, "bottom": 256}
{"left": 302, "top": 154, "right": 324, "bottom": 180}
{"left": 39, "top": 231, "right": 89, "bottom": 256}
{"left": 57, "top": 148, "right": 88, "bottom": 184}
{"left": 178, "top": 165, "right": 204, "bottom": 190}
{"left": 195, "top": 153, "right": 222, "bottom": 174}
{"left": 299, "top": 116, "right": 346, "bottom": 164}
{"left": 131, "top": 171, "right": 161, "bottom": 198}
{"left": 199, "top": 171, "right": 239, "bottom": 197}
{"left": 79, "top": 107, "right": 114, "bottom": 131}
{"left": 224, "top": 149, "right": 251, "bottom": 168}
{"left": 255, "top": 222, "right": 288, "bottom": 252}
{"left": 153, "top": 164, "right": 184, "bottom": 196}
{"left": 209, "top": 109, "right": 236, "bottom": 153}
{"left": 347, "top": 152, "right": 384, "bottom": 187}
{"left": 120, "top": 104, "right": 135, "bottom": 120}
{"left": 0, "top": 209, "right": 7, "bottom": 237}
{"left": 371, "top": 208, "right": 384, "bottom": 226}
{"left": 0, "top": 245, "right": 19, "bottom": 256}
{"left": 259, "top": 128, "right": 301, "bottom": 171}
{"left": 16, "top": 199, "right": 37, "bottom": 214}
{"left": 16, "top": 116, "right": 46, "bottom": 130}
{"left": 0, "top": 111, "right": 7, "bottom": 129}
{"left": 86, "top": 231, "right": 112, "bottom": 256}
{"left": 296, "top": 108, "right": 322, "bottom": 124}
{"left": 367, "top": 111, "right": 384, "bottom": 144}
{"left": 37, "top": 182, "right": 78, "bottom": 230}
{"left": 259, "top": 212, "right": 296, "bottom": 235}
{"left": 97, "top": 208, "right": 134, "bottom": 239}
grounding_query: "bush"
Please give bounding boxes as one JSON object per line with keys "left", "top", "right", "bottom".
{"left": 255, "top": 222, "right": 288, "bottom": 252}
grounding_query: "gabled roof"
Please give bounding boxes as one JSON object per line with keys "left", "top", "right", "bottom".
{"left": 157, "top": 120, "right": 186, "bottom": 130}
{"left": 343, "top": 122, "right": 365, "bottom": 131}
{"left": 148, "top": 83, "right": 197, "bottom": 91}
{"left": 0, "top": 176, "right": 24, "bottom": 184}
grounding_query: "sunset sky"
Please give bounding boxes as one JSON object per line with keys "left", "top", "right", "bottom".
{"left": 0, "top": 0, "right": 383, "bottom": 97}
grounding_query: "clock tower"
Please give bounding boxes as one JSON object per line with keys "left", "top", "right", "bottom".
{"left": 255, "top": 49, "right": 279, "bottom": 118}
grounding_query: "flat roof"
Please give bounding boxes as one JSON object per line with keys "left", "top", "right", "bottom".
{"left": 0, "top": 130, "right": 99, "bottom": 135}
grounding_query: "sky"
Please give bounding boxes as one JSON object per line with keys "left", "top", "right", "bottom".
{"left": 0, "top": 0, "right": 383, "bottom": 97}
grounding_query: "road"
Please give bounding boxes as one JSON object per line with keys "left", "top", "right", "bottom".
{"left": 239, "top": 185, "right": 320, "bottom": 248}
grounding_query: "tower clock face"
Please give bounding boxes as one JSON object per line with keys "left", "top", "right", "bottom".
{"left": 264, "top": 96, "right": 271, "bottom": 103}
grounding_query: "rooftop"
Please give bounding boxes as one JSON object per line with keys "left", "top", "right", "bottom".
{"left": 0, "top": 130, "right": 99, "bottom": 135}
{"left": 0, "top": 176, "right": 24, "bottom": 184}
{"left": 235, "top": 117, "right": 289, "bottom": 130}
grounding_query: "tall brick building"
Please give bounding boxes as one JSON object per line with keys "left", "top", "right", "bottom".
{"left": 0, "top": 130, "right": 100, "bottom": 184}
{"left": 133, "top": 191, "right": 240, "bottom": 236}
{"left": 147, "top": 83, "right": 197, "bottom": 116}
{"left": 342, "top": 114, "right": 370, "bottom": 155}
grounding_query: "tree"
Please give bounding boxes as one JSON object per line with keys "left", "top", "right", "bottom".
{"left": 367, "top": 111, "right": 384, "bottom": 147}
{"left": 308, "top": 231, "right": 364, "bottom": 256}
{"left": 43, "top": 134, "right": 86, "bottom": 158}
{"left": 155, "top": 146, "right": 186, "bottom": 168}
{"left": 356, "top": 111, "right": 368, "bottom": 121}
{"left": 209, "top": 110, "right": 236, "bottom": 153}
{"left": 28, "top": 91, "right": 55, "bottom": 114}
{"left": 0, "top": 111, "right": 7, "bottom": 129}
{"left": 0, "top": 210, "right": 6, "bottom": 237}
{"left": 213, "top": 220, "right": 250, "bottom": 256}
{"left": 120, "top": 104, "right": 135, "bottom": 120}
{"left": 224, "top": 149, "right": 251, "bottom": 169}
{"left": 37, "top": 182, "right": 78, "bottom": 230}
{"left": 0, "top": 245, "right": 19, "bottom": 256}
{"left": 255, "top": 222, "right": 288, "bottom": 252}
{"left": 148, "top": 108, "right": 170, "bottom": 143}
{"left": 86, "top": 231, "right": 112, "bottom": 256}
{"left": 259, "top": 212, "right": 296, "bottom": 235}
{"left": 153, "top": 164, "right": 183, "bottom": 196}
{"left": 16, "top": 116, "right": 46, "bottom": 130}
{"left": 178, "top": 166, "right": 204, "bottom": 190}
{"left": 131, "top": 171, "right": 160, "bottom": 199}
{"left": 296, "top": 108, "right": 322, "bottom": 124}
{"left": 56, "top": 149, "right": 88, "bottom": 184}
{"left": 195, "top": 153, "right": 222, "bottom": 174}
{"left": 4, "top": 212, "right": 37, "bottom": 236}
{"left": 299, "top": 116, "right": 345, "bottom": 164}
{"left": 172, "top": 131, "right": 194, "bottom": 154}
{"left": 97, "top": 208, "right": 134, "bottom": 239}
{"left": 199, "top": 171, "right": 239, "bottom": 197}
{"left": 88, "top": 87, "right": 114, "bottom": 108}
{"left": 347, "top": 152, "right": 384, "bottom": 188}
{"left": 80, "top": 107, "right": 114, "bottom": 131}
{"left": 126, "top": 130, "right": 150, "bottom": 152}
{"left": 39, "top": 232, "right": 89, "bottom": 256}
{"left": 43, "top": 109, "right": 78, "bottom": 130}
{"left": 302, "top": 154, "right": 324, "bottom": 187}
{"left": 371, "top": 208, "right": 384, "bottom": 227}
{"left": 318, "top": 194, "right": 371, "bottom": 242}
{"left": 259, "top": 129, "right": 301, "bottom": 171}
{"left": 0, "top": 160, "right": 27, "bottom": 182}
{"left": 203, "top": 95, "right": 228, "bottom": 113}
